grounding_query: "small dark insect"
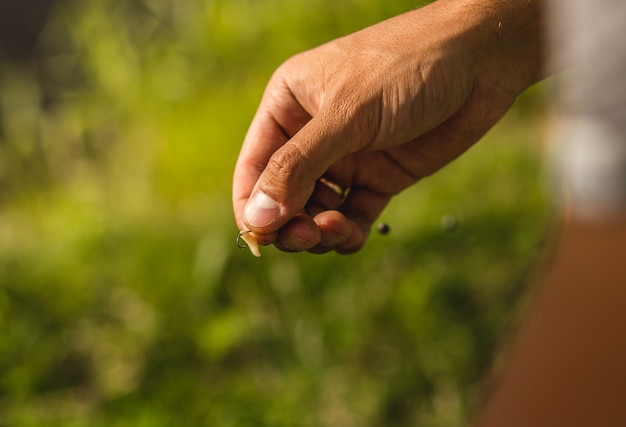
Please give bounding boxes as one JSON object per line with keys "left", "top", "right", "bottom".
{"left": 377, "top": 222, "right": 390, "bottom": 235}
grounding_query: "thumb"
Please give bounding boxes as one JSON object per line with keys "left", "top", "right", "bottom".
{"left": 243, "top": 113, "right": 354, "bottom": 233}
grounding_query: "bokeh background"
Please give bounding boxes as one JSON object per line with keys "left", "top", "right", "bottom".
{"left": 0, "top": 0, "right": 553, "bottom": 425}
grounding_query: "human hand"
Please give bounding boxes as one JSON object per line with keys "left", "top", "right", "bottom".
{"left": 233, "top": 0, "right": 545, "bottom": 254}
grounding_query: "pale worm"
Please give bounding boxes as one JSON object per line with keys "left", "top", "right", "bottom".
{"left": 237, "top": 230, "right": 261, "bottom": 257}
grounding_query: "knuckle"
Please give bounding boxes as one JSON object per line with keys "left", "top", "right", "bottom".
{"left": 265, "top": 145, "right": 308, "bottom": 189}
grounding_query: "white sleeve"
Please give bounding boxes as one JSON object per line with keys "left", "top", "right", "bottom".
{"left": 549, "top": 0, "right": 626, "bottom": 220}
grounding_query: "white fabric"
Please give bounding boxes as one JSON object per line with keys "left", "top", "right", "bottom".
{"left": 549, "top": 0, "right": 626, "bottom": 220}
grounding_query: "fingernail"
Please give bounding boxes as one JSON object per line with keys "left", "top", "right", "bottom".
{"left": 245, "top": 191, "right": 281, "bottom": 228}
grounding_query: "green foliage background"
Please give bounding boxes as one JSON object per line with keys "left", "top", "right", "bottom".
{"left": 0, "top": 0, "right": 552, "bottom": 425}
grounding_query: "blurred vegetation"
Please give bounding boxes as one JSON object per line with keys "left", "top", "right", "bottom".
{"left": 0, "top": 0, "right": 553, "bottom": 426}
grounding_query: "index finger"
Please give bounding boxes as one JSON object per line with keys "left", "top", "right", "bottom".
{"left": 232, "top": 83, "right": 312, "bottom": 236}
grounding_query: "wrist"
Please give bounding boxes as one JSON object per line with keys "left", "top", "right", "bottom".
{"left": 469, "top": 0, "right": 547, "bottom": 96}
{"left": 418, "top": 0, "right": 546, "bottom": 97}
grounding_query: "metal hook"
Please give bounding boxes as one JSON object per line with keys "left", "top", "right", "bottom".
{"left": 236, "top": 230, "right": 250, "bottom": 249}
{"left": 236, "top": 230, "right": 261, "bottom": 257}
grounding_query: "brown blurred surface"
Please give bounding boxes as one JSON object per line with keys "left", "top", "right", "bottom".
{"left": 0, "top": 0, "right": 57, "bottom": 60}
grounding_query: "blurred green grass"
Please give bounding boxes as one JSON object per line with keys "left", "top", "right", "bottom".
{"left": 0, "top": 0, "right": 552, "bottom": 426}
